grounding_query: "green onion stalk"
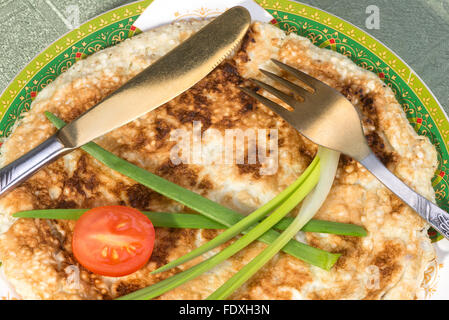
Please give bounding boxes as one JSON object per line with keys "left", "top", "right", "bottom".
{"left": 207, "top": 147, "right": 340, "bottom": 300}
{"left": 118, "top": 160, "right": 321, "bottom": 300}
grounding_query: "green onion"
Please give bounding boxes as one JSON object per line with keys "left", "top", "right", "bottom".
{"left": 151, "top": 157, "right": 319, "bottom": 274}
{"left": 45, "top": 112, "right": 340, "bottom": 269}
{"left": 13, "top": 209, "right": 367, "bottom": 236}
{"left": 207, "top": 147, "right": 341, "bottom": 299}
{"left": 118, "top": 164, "right": 326, "bottom": 300}
{"left": 13, "top": 209, "right": 224, "bottom": 229}
{"left": 275, "top": 218, "right": 366, "bottom": 237}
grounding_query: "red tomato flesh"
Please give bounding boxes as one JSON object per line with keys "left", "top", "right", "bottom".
{"left": 72, "top": 206, "right": 155, "bottom": 277}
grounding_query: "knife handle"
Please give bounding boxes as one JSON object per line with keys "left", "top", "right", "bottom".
{"left": 0, "top": 135, "right": 70, "bottom": 196}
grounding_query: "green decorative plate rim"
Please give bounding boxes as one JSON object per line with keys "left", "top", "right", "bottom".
{"left": 0, "top": 0, "right": 447, "bottom": 241}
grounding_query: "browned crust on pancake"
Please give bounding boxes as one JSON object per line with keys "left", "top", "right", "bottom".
{"left": 0, "top": 21, "right": 436, "bottom": 300}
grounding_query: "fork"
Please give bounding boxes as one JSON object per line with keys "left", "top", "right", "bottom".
{"left": 241, "top": 58, "right": 449, "bottom": 240}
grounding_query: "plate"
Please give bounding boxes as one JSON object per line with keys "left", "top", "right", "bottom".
{"left": 0, "top": 0, "right": 447, "bottom": 299}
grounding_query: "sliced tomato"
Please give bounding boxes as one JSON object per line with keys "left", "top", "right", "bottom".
{"left": 72, "top": 206, "right": 155, "bottom": 277}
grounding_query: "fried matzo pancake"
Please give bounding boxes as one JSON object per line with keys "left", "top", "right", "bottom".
{"left": 0, "top": 20, "right": 438, "bottom": 300}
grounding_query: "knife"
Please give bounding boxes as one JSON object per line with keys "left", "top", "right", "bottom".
{"left": 0, "top": 6, "right": 251, "bottom": 196}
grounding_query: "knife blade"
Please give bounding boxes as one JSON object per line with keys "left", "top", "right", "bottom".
{"left": 0, "top": 6, "right": 251, "bottom": 196}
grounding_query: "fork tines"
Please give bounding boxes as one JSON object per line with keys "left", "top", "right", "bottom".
{"left": 240, "top": 59, "right": 316, "bottom": 114}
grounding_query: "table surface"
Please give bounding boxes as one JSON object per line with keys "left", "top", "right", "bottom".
{"left": 0, "top": 0, "right": 448, "bottom": 113}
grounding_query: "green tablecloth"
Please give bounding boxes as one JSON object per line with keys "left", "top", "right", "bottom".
{"left": 0, "top": 0, "right": 448, "bottom": 112}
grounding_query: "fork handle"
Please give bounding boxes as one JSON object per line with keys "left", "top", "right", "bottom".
{"left": 360, "top": 152, "right": 449, "bottom": 239}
